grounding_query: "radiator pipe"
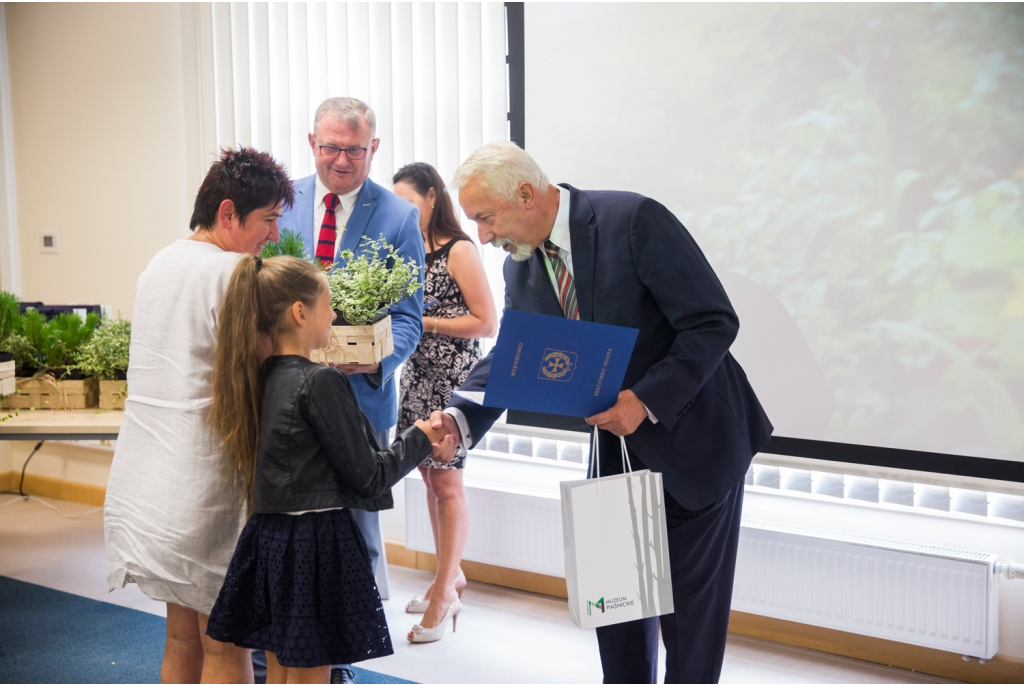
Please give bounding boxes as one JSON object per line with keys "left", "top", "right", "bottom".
{"left": 996, "top": 559, "right": 1024, "bottom": 580}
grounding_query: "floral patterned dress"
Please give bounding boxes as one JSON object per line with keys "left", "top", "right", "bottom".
{"left": 398, "top": 237, "right": 482, "bottom": 469}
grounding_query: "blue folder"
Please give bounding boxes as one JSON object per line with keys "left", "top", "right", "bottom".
{"left": 456, "top": 310, "right": 639, "bottom": 418}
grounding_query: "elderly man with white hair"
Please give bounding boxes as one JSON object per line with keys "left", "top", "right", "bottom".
{"left": 430, "top": 141, "right": 773, "bottom": 684}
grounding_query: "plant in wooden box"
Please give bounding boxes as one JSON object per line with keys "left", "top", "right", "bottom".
{"left": 0, "top": 291, "right": 19, "bottom": 398}
{"left": 314, "top": 235, "right": 421, "bottom": 365}
{"left": 0, "top": 310, "right": 101, "bottom": 410}
{"left": 6, "top": 308, "right": 46, "bottom": 375}
{"left": 75, "top": 316, "right": 131, "bottom": 410}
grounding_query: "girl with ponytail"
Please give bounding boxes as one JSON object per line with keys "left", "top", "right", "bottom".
{"left": 206, "top": 255, "right": 452, "bottom": 683}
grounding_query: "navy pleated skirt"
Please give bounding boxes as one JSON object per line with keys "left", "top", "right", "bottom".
{"left": 206, "top": 508, "right": 393, "bottom": 668}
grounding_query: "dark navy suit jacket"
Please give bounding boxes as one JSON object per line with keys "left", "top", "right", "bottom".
{"left": 277, "top": 174, "right": 425, "bottom": 433}
{"left": 449, "top": 185, "right": 772, "bottom": 510}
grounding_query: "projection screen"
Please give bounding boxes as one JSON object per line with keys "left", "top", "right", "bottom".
{"left": 523, "top": 3, "right": 1024, "bottom": 464}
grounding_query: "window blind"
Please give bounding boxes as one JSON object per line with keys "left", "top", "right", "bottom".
{"left": 205, "top": 1, "right": 508, "bottom": 192}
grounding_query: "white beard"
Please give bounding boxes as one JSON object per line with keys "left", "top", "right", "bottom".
{"left": 491, "top": 238, "right": 535, "bottom": 262}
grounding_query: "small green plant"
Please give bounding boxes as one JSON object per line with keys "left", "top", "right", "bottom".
{"left": 40, "top": 312, "right": 100, "bottom": 374}
{"left": 11, "top": 308, "right": 47, "bottom": 371}
{"left": 0, "top": 291, "right": 20, "bottom": 351}
{"left": 326, "top": 235, "right": 421, "bottom": 326}
{"left": 4, "top": 333, "right": 36, "bottom": 372}
{"left": 260, "top": 229, "right": 311, "bottom": 260}
{"left": 75, "top": 315, "right": 131, "bottom": 380}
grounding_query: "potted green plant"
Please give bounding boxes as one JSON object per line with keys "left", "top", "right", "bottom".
{"left": 0, "top": 291, "right": 18, "bottom": 397}
{"left": 75, "top": 315, "right": 131, "bottom": 409}
{"left": 8, "top": 308, "right": 46, "bottom": 376}
{"left": 312, "top": 235, "right": 421, "bottom": 365}
{"left": 40, "top": 312, "right": 100, "bottom": 377}
{"left": 1, "top": 310, "right": 101, "bottom": 410}
{"left": 259, "top": 228, "right": 311, "bottom": 260}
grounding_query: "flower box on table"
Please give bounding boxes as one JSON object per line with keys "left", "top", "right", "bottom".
{"left": 0, "top": 376, "right": 99, "bottom": 409}
{"left": 310, "top": 315, "right": 394, "bottom": 366}
{"left": 1, "top": 360, "right": 14, "bottom": 397}
{"left": 99, "top": 379, "right": 128, "bottom": 410}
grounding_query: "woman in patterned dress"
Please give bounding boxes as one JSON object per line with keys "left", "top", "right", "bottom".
{"left": 393, "top": 163, "right": 497, "bottom": 642}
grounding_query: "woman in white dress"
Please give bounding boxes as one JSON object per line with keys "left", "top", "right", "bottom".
{"left": 104, "top": 148, "right": 293, "bottom": 683}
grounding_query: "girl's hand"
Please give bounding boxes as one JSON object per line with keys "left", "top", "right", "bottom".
{"left": 414, "top": 418, "right": 456, "bottom": 463}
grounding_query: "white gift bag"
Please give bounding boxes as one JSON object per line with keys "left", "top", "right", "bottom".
{"left": 560, "top": 429, "right": 674, "bottom": 629}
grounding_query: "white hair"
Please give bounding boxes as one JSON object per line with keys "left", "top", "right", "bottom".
{"left": 451, "top": 141, "right": 550, "bottom": 204}
{"left": 313, "top": 97, "right": 376, "bottom": 135}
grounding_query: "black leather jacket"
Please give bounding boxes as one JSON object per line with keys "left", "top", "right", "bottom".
{"left": 253, "top": 355, "right": 431, "bottom": 514}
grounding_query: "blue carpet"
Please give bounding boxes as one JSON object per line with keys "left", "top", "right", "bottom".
{"left": 0, "top": 576, "right": 413, "bottom": 684}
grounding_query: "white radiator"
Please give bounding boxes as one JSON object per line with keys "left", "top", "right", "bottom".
{"left": 404, "top": 472, "right": 1000, "bottom": 658}
{"left": 405, "top": 477, "right": 566, "bottom": 577}
{"left": 733, "top": 520, "right": 1000, "bottom": 659}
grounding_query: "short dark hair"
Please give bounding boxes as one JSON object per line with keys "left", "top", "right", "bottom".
{"left": 189, "top": 148, "right": 294, "bottom": 231}
{"left": 393, "top": 162, "right": 469, "bottom": 256}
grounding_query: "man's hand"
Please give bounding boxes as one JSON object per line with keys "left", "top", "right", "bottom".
{"left": 332, "top": 362, "right": 381, "bottom": 375}
{"left": 414, "top": 416, "right": 458, "bottom": 463}
{"left": 427, "top": 410, "right": 461, "bottom": 462}
{"left": 586, "top": 390, "right": 648, "bottom": 436}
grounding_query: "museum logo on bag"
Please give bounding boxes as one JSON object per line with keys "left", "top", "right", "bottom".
{"left": 539, "top": 348, "right": 577, "bottom": 381}
{"left": 586, "top": 594, "right": 636, "bottom": 616}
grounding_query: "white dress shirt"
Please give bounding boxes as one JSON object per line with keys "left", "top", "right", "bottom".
{"left": 314, "top": 175, "right": 363, "bottom": 258}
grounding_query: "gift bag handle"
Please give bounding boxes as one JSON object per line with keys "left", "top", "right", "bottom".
{"left": 589, "top": 426, "right": 634, "bottom": 489}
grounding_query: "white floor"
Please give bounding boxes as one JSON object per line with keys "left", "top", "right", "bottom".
{"left": 0, "top": 493, "right": 957, "bottom": 684}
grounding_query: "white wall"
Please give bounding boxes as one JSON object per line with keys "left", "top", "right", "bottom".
{"left": 7, "top": 2, "right": 196, "bottom": 317}
{"left": 0, "top": 2, "right": 200, "bottom": 491}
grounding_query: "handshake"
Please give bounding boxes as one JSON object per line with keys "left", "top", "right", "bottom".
{"left": 412, "top": 410, "right": 462, "bottom": 465}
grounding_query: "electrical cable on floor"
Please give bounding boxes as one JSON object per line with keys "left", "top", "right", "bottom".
{"left": 0, "top": 439, "right": 45, "bottom": 499}
{"left": 0, "top": 493, "right": 103, "bottom": 518}
{"left": 0, "top": 440, "right": 102, "bottom": 518}
{"left": 19, "top": 440, "right": 45, "bottom": 497}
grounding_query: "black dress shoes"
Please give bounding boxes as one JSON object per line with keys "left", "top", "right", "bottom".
{"left": 330, "top": 666, "right": 356, "bottom": 684}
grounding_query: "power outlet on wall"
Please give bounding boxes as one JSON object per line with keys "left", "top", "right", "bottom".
{"left": 39, "top": 232, "right": 59, "bottom": 254}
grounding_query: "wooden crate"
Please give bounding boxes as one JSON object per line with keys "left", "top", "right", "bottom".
{"left": 1, "top": 361, "right": 14, "bottom": 397}
{"left": 0, "top": 376, "right": 99, "bottom": 410}
{"left": 99, "top": 379, "right": 128, "bottom": 410}
{"left": 310, "top": 315, "right": 394, "bottom": 366}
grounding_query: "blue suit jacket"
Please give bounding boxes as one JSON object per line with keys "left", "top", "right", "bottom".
{"left": 278, "top": 174, "right": 425, "bottom": 433}
{"left": 449, "top": 185, "right": 773, "bottom": 510}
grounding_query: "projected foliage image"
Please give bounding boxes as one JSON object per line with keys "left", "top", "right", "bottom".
{"left": 528, "top": 3, "right": 1024, "bottom": 460}
{"left": 684, "top": 5, "right": 1024, "bottom": 458}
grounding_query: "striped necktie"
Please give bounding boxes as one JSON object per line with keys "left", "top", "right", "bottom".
{"left": 544, "top": 240, "right": 579, "bottom": 320}
{"left": 315, "top": 193, "right": 341, "bottom": 267}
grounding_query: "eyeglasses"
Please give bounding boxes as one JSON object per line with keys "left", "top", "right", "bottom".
{"left": 316, "top": 144, "right": 369, "bottom": 160}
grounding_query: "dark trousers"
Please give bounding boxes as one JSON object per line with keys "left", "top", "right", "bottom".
{"left": 596, "top": 479, "right": 745, "bottom": 684}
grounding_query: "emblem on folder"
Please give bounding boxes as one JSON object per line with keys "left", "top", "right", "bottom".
{"left": 539, "top": 349, "right": 577, "bottom": 381}
{"left": 586, "top": 597, "right": 605, "bottom": 616}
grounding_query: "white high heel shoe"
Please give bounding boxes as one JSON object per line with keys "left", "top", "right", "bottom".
{"left": 405, "top": 570, "right": 466, "bottom": 614}
{"left": 405, "top": 596, "right": 428, "bottom": 614}
{"left": 407, "top": 596, "right": 462, "bottom": 643}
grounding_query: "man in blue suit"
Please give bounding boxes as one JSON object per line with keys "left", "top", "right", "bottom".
{"left": 276, "top": 97, "right": 424, "bottom": 684}
{"left": 433, "top": 142, "right": 772, "bottom": 684}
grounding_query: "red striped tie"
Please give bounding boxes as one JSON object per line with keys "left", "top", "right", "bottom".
{"left": 544, "top": 240, "right": 579, "bottom": 320}
{"left": 315, "top": 193, "right": 340, "bottom": 267}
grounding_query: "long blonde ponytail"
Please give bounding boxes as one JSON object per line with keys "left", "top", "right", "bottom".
{"left": 211, "top": 255, "right": 326, "bottom": 506}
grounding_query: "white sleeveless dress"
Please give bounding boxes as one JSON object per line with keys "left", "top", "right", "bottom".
{"left": 104, "top": 239, "right": 247, "bottom": 614}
